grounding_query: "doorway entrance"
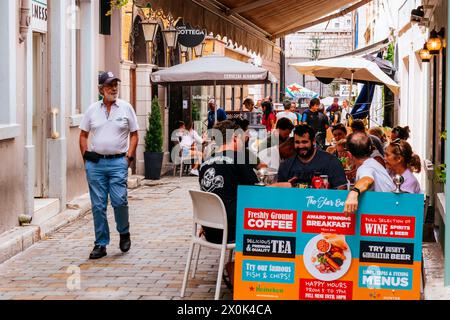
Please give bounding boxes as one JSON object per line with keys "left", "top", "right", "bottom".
{"left": 32, "top": 32, "right": 48, "bottom": 198}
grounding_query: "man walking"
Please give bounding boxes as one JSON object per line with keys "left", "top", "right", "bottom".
{"left": 79, "top": 71, "right": 139, "bottom": 259}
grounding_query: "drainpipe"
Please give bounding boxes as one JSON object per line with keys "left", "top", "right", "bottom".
{"left": 19, "top": 0, "right": 31, "bottom": 43}
{"left": 280, "top": 36, "right": 286, "bottom": 101}
{"left": 19, "top": 0, "right": 33, "bottom": 226}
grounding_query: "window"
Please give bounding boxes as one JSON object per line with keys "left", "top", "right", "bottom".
{"left": 231, "top": 87, "right": 235, "bottom": 111}
{"left": 0, "top": 0, "right": 20, "bottom": 140}
{"left": 99, "top": 0, "right": 111, "bottom": 35}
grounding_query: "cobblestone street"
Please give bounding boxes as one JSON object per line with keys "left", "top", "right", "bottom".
{"left": 0, "top": 177, "right": 233, "bottom": 300}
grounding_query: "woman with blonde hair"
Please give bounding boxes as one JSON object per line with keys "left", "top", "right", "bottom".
{"left": 384, "top": 139, "right": 422, "bottom": 194}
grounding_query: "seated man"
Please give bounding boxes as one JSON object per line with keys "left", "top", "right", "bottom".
{"left": 258, "top": 117, "right": 295, "bottom": 151}
{"left": 199, "top": 120, "right": 259, "bottom": 244}
{"left": 344, "top": 132, "right": 395, "bottom": 216}
{"left": 276, "top": 125, "right": 348, "bottom": 189}
{"left": 258, "top": 137, "right": 295, "bottom": 171}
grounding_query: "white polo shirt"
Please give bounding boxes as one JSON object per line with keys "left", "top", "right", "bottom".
{"left": 276, "top": 111, "right": 298, "bottom": 124}
{"left": 79, "top": 99, "right": 139, "bottom": 155}
{"left": 356, "top": 158, "right": 395, "bottom": 192}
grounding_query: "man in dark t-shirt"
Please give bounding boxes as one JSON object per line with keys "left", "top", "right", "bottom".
{"left": 277, "top": 125, "right": 347, "bottom": 189}
{"left": 301, "top": 98, "right": 329, "bottom": 148}
{"left": 199, "top": 120, "right": 258, "bottom": 244}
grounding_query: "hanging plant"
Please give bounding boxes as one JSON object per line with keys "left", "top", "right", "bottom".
{"left": 435, "top": 164, "right": 446, "bottom": 184}
{"left": 106, "top": 0, "right": 129, "bottom": 16}
{"left": 440, "top": 130, "right": 447, "bottom": 141}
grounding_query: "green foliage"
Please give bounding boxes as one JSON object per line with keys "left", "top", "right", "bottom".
{"left": 435, "top": 164, "right": 447, "bottom": 184}
{"left": 440, "top": 130, "right": 447, "bottom": 141}
{"left": 106, "top": 0, "right": 129, "bottom": 16}
{"left": 386, "top": 43, "right": 395, "bottom": 63}
{"left": 145, "top": 98, "right": 163, "bottom": 153}
{"left": 192, "top": 101, "right": 201, "bottom": 122}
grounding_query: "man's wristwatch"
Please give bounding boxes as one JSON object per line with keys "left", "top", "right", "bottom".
{"left": 350, "top": 187, "right": 361, "bottom": 196}
{"left": 126, "top": 155, "right": 135, "bottom": 162}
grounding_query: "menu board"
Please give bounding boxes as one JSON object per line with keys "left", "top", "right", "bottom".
{"left": 234, "top": 186, "right": 424, "bottom": 300}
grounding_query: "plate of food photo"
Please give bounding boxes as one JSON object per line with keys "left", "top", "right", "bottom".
{"left": 303, "top": 233, "right": 352, "bottom": 281}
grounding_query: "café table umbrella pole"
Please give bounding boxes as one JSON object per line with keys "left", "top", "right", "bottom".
{"left": 349, "top": 69, "right": 354, "bottom": 107}
{"left": 214, "top": 80, "right": 217, "bottom": 126}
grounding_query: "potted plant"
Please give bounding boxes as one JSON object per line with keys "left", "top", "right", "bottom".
{"left": 144, "top": 98, "right": 164, "bottom": 180}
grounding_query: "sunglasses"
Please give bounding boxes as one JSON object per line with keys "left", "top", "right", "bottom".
{"left": 390, "top": 139, "right": 404, "bottom": 153}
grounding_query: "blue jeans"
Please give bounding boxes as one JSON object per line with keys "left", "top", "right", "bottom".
{"left": 85, "top": 157, "right": 129, "bottom": 246}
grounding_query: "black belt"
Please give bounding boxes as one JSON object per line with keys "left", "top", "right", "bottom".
{"left": 95, "top": 153, "right": 126, "bottom": 159}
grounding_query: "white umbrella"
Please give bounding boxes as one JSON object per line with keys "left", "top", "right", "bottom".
{"left": 290, "top": 57, "right": 400, "bottom": 95}
{"left": 151, "top": 53, "right": 277, "bottom": 126}
{"left": 151, "top": 53, "right": 278, "bottom": 85}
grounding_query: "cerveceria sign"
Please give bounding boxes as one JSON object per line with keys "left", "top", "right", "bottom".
{"left": 32, "top": 0, "right": 48, "bottom": 33}
{"left": 176, "top": 23, "right": 206, "bottom": 48}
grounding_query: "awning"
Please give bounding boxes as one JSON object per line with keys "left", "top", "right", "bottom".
{"left": 333, "top": 38, "right": 390, "bottom": 58}
{"left": 285, "top": 83, "right": 319, "bottom": 99}
{"left": 134, "top": 0, "right": 372, "bottom": 57}
{"left": 151, "top": 54, "right": 278, "bottom": 85}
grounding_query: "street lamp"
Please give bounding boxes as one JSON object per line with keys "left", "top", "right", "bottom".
{"left": 140, "top": 18, "right": 159, "bottom": 43}
{"left": 194, "top": 41, "right": 206, "bottom": 57}
{"left": 419, "top": 43, "right": 432, "bottom": 62}
{"left": 162, "top": 25, "right": 179, "bottom": 49}
{"left": 162, "top": 23, "right": 179, "bottom": 67}
{"left": 427, "top": 28, "right": 445, "bottom": 55}
{"left": 180, "top": 44, "right": 189, "bottom": 54}
{"left": 180, "top": 44, "right": 189, "bottom": 63}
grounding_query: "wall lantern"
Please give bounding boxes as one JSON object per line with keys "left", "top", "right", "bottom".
{"left": 427, "top": 28, "right": 445, "bottom": 54}
{"left": 162, "top": 25, "right": 179, "bottom": 49}
{"left": 419, "top": 44, "right": 432, "bottom": 62}
{"left": 410, "top": 5, "right": 424, "bottom": 23}
{"left": 179, "top": 44, "right": 189, "bottom": 54}
{"left": 141, "top": 18, "right": 159, "bottom": 43}
{"left": 194, "top": 41, "right": 206, "bottom": 57}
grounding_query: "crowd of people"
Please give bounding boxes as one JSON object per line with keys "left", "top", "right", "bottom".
{"left": 175, "top": 97, "right": 421, "bottom": 225}
{"left": 173, "top": 95, "right": 422, "bottom": 288}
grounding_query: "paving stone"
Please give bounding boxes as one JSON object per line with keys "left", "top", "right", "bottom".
{"left": 0, "top": 178, "right": 225, "bottom": 300}
{"left": 5, "top": 176, "right": 441, "bottom": 300}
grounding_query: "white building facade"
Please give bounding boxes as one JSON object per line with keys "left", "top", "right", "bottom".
{"left": 285, "top": 14, "right": 353, "bottom": 98}
{"left": 0, "top": 0, "right": 123, "bottom": 236}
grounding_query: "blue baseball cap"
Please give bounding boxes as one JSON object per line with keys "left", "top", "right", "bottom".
{"left": 99, "top": 71, "right": 121, "bottom": 85}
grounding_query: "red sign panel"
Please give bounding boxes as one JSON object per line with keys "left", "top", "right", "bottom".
{"left": 360, "top": 215, "right": 415, "bottom": 239}
{"left": 302, "top": 211, "right": 356, "bottom": 235}
{"left": 300, "top": 279, "right": 353, "bottom": 300}
{"left": 244, "top": 208, "right": 297, "bottom": 232}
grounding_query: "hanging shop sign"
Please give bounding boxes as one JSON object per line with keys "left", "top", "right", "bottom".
{"left": 234, "top": 187, "right": 424, "bottom": 300}
{"left": 339, "top": 84, "right": 358, "bottom": 97}
{"left": 177, "top": 23, "right": 206, "bottom": 48}
{"left": 31, "top": 0, "right": 48, "bottom": 33}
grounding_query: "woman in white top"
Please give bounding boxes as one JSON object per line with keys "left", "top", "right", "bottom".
{"left": 175, "top": 121, "right": 203, "bottom": 176}
{"left": 340, "top": 99, "right": 352, "bottom": 127}
{"left": 384, "top": 139, "right": 422, "bottom": 194}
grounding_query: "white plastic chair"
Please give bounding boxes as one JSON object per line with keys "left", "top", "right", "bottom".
{"left": 180, "top": 190, "right": 235, "bottom": 300}
{"left": 173, "top": 144, "right": 195, "bottom": 177}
